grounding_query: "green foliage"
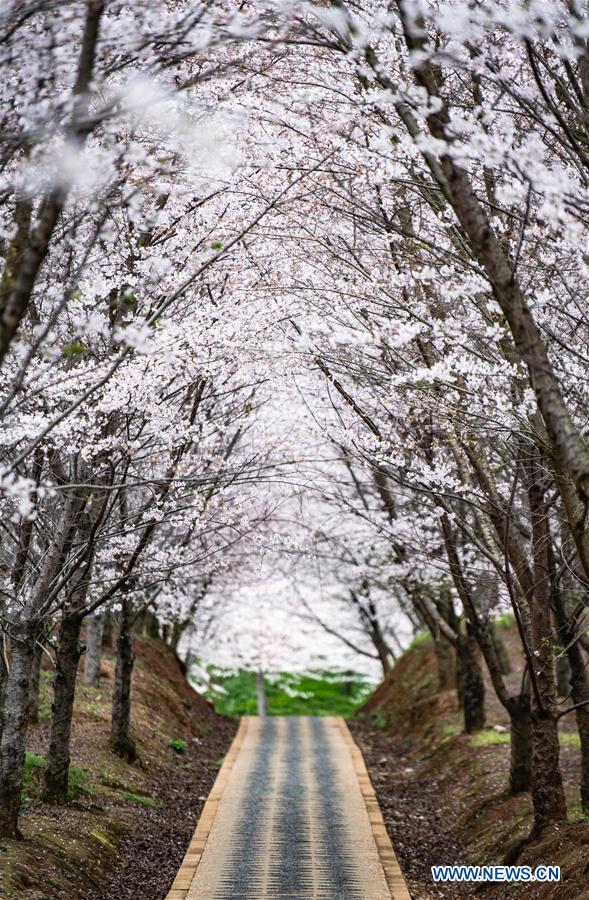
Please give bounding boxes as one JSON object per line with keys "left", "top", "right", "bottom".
{"left": 471, "top": 729, "right": 511, "bottom": 747}
{"left": 211, "top": 240, "right": 224, "bottom": 250}
{"left": 407, "top": 629, "right": 432, "bottom": 651}
{"left": 494, "top": 611, "right": 515, "bottom": 630}
{"left": 61, "top": 340, "right": 87, "bottom": 357}
{"left": 168, "top": 738, "right": 188, "bottom": 754}
{"left": 196, "top": 666, "right": 373, "bottom": 718}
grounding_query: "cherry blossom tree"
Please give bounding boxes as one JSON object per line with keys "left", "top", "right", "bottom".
{"left": 3, "top": 0, "right": 589, "bottom": 846}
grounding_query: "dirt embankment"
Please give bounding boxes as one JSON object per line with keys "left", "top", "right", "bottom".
{"left": 350, "top": 628, "right": 589, "bottom": 900}
{"left": 1, "top": 638, "right": 236, "bottom": 900}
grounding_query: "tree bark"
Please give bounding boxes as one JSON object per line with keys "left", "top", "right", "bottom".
{"left": 0, "top": 486, "right": 87, "bottom": 836}
{"left": 433, "top": 635, "right": 455, "bottom": 690}
{"left": 27, "top": 640, "right": 43, "bottom": 725}
{"left": 110, "top": 599, "right": 137, "bottom": 762}
{"left": 507, "top": 690, "right": 532, "bottom": 794}
{"left": 83, "top": 613, "right": 104, "bottom": 688}
{"left": 530, "top": 709, "right": 566, "bottom": 832}
{"left": 552, "top": 575, "right": 589, "bottom": 813}
{"left": 490, "top": 621, "right": 512, "bottom": 676}
{"left": 0, "top": 625, "right": 34, "bottom": 838}
{"left": 438, "top": 518, "right": 485, "bottom": 731}
{"left": 144, "top": 611, "right": 159, "bottom": 640}
{"left": 455, "top": 632, "right": 486, "bottom": 733}
{"left": 572, "top": 696, "right": 589, "bottom": 815}
{"left": 101, "top": 610, "right": 113, "bottom": 649}
{"left": 524, "top": 450, "right": 567, "bottom": 831}
{"left": 0, "top": 633, "right": 9, "bottom": 741}
{"left": 555, "top": 653, "right": 572, "bottom": 698}
{"left": 370, "top": 626, "right": 393, "bottom": 678}
{"left": 43, "top": 613, "right": 83, "bottom": 803}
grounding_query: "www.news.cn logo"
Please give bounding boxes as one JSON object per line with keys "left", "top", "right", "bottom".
{"left": 431, "top": 865, "right": 561, "bottom": 883}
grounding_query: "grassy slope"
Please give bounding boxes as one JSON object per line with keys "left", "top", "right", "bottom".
{"left": 355, "top": 626, "right": 589, "bottom": 899}
{"left": 0, "top": 639, "right": 235, "bottom": 900}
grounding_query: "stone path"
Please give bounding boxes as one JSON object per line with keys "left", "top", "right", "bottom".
{"left": 167, "top": 716, "right": 411, "bottom": 900}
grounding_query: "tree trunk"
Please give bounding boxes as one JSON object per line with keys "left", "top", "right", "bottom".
{"left": 83, "top": 613, "right": 103, "bottom": 688}
{"left": 525, "top": 450, "right": 567, "bottom": 831}
{"left": 110, "top": 599, "right": 137, "bottom": 762}
{"left": 554, "top": 595, "right": 589, "bottom": 813}
{"left": 255, "top": 671, "right": 268, "bottom": 717}
{"left": 561, "top": 609, "right": 589, "bottom": 814}
{"left": 144, "top": 611, "right": 159, "bottom": 640}
{"left": 133, "top": 609, "right": 146, "bottom": 636}
{"left": 170, "top": 622, "right": 184, "bottom": 654}
{"left": 555, "top": 653, "right": 572, "bottom": 698}
{"left": 363, "top": 593, "right": 394, "bottom": 678}
{"left": 433, "top": 635, "right": 455, "bottom": 690}
{"left": 0, "top": 626, "right": 34, "bottom": 838}
{"left": 43, "top": 613, "right": 83, "bottom": 803}
{"left": 372, "top": 630, "right": 393, "bottom": 678}
{"left": 101, "top": 610, "right": 113, "bottom": 649}
{"left": 490, "top": 621, "right": 512, "bottom": 675}
{"left": 507, "top": 691, "right": 532, "bottom": 794}
{"left": 0, "top": 633, "right": 9, "bottom": 740}
{"left": 530, "top": 709, "right": 566, "bottom": 831}
{"left": 455, "top": 632, "right": 486, "bottom": 733}
{"left": 27, "top": 640, "right": 43, "bottom": 725}
{"left": 437, "top": 519, "right": 485, "bottom": 731}
{"left": 574, "top": 701, "right": 589, "bottom": 815}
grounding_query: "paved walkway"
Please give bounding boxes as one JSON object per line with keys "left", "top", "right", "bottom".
{"left": 167, "top": 716, "right": 411, "bottom": 900}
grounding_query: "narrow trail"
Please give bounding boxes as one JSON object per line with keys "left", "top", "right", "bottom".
{"left": 167, "top": 716, "right": 411, "bottom": 899}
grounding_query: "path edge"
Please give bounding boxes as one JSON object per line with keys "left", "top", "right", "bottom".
{"left": 165, "top": 716, "right": 250, "bottom": 899}
{"left": 337, "top": 717, "right": 412, "bottom": 900}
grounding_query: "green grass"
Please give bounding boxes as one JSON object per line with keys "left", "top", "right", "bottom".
{"left": 68, "top": 764, "right": 94, "bottom": 798}
{"left": 471, "top": 729, "right": 511, "bottom": 747}
{"left": 22, "top": 753, "right": 95, "bottom": 800}
{"left": 567, "top": 804, "right": 589, "bottom": 824}
{"left": 194, "top": 666, "right": 373, "bottom": 718}
{"left": 117, "top": 790, "right": 163, "bottom": 809}
{"left": 467, "top": 725, "right": 582, "bottom": 751}
{"left": 442, "top": 724, "right": 461, "bottom": 737}
{"left": 369, "top": 709, "right": 393, "bottom": 730}
{"left": 494, "top": 611, "right": 515, "bottom": 630}
{"left": 559, "top": 731, "right": 581, "bottom": 749}
{"left": 23, "top": 752, "right": 45, "bottom": 790}
{"left": 168, "top": 738, "right": 187, "bottom": 754}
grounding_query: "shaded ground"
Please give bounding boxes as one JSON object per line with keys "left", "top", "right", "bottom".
{"left": 1, "top": 638, "right": 236, "bottom": 900}
{"left": 351, "top": 626, "right": 589, "bottom": 900}
{"left": 350, "top": 719, "right": 476, "bottom": 900}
